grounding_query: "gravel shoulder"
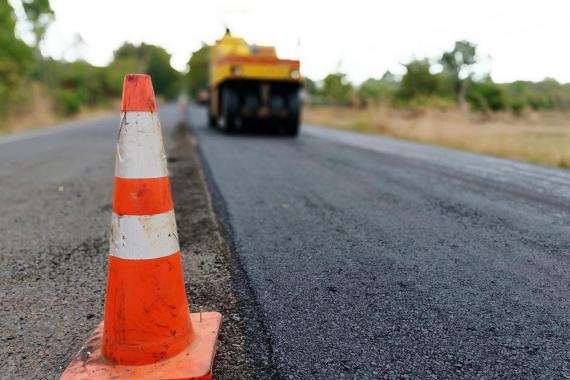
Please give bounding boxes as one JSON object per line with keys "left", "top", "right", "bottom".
{"left": 169, "top": 121, "right": 254, "bottom": 379}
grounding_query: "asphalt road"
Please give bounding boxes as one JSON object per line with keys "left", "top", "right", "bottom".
{"left": 1, "top": 111, "right": 121, "bottom": 378}
{"left": 2, "top": 104, "right": 569, "bottom": 379}
{"left": 190, "top": 105, "right": 570, "bottom": 379}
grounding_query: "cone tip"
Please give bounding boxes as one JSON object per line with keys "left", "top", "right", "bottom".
{"left": 121, "top": 74, "right": 157, "bottom": 112}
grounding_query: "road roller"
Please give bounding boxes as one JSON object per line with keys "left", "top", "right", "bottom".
{"left": 208, "top": 29, "right": 302, "bottom": 136}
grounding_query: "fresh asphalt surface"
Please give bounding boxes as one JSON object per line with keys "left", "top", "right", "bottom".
{"left": 189, "top": 105, "right": 570, "bottom": 379}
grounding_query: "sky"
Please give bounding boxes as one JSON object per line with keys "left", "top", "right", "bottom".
{"left": 16, "top": 0, "right": 570, "bottom": 84}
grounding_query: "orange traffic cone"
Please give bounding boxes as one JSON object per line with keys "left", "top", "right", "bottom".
{"left": 61, "top": 74, "right": 221, "bottom": 380}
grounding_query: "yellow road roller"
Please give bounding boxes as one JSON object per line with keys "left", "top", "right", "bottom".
{"left": 209, "top": 30, "right": 302, "bottom": 135}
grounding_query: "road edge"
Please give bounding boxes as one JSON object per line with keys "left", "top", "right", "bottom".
{"left": 190, "top": 123, "right": 281, "bottom": 379}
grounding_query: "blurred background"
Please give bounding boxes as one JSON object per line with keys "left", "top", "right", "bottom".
{"left": 2, "top": 0, "right": 570, "bottom": 166}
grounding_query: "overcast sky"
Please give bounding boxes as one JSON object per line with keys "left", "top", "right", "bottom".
{"left": 21, "top": 0, "right": 570, "bottom": 84}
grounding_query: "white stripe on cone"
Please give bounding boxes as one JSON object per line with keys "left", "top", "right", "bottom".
{"left": 115, "top": 112, "right": 168, "bottom": 179}
{"left": 110, "top": 210, "right": 179, "bottom": 260}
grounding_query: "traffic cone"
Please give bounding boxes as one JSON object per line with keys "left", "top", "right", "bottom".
{"left": 61, "top": 74, "right": 222, "bottom": 380}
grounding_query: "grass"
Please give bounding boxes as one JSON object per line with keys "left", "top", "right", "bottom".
{"left": 303, "top": 105, "right": 570, "bottom": 169}
{"left": 0, "top": 85, "right": 119, "bottom": 136}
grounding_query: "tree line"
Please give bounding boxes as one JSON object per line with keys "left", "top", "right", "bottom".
{"left": 305, "top": 41, "right": 570, "bottom": 114}
{"left": 1, "top": 0, "right": 184, "bottom": 119}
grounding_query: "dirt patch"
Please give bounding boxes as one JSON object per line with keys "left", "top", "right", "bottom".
{"left": 168, "top": 123, "right": 254, "bottom": 379}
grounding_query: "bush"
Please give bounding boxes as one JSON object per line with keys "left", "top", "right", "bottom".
{"left": 465, "top": 81, "right": 507, "bottom": 112}
{"left": 56, "top": 89, "right": 83, "bottom": 115}
{"left": 186, "top": 44, "right": 210, "bottom": 98}
{"left": 321, "top": 73, "right": 353, "bottom": 105}
{"left": 398, "top": 59, "right": 441, "bottom": 101}
{"left": 357, "top": 73, "right": 398, "bottom": 105}
{"left": 102, "top": 57, "right": 139, "bottom": 97}
{"left": 510, "top": 98, "right": 526, "bottom": 115}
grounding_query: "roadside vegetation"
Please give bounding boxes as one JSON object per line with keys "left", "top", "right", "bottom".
{"left": 302, "top": 41, "right": 570, "bottom": 169}
{"left": 1, "top": 0, "right": 183, "bottom": 133}
{"left": 305, "top": 106, "right": 570, "bottom": 168}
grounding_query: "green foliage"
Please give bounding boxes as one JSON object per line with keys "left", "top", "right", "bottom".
{"left": 44, "top": 42, "right": 183, "bottom": 113}
{"left": 186, "top": 44, "right": 210, "bottom": 97}
{"left": 0, "top": 0, "right": 17, "bottom": 43}
{"left": 504, "top": 79, "right": 570, "bottom": 111}
{"left": 357, "top": 71, "right": 398, "bottom": 105}
{"left": 302, "top": 73, "right": 354, "bottom": 105}
{"left": 321, "top": 72, "right": 353, "bottom": 104}
{"left": 103, "top": 57, "right": 139, "bottom": 95}
{"left": 56, "top": 88, "right": 83, "bottom": 115}
{"left": 21, "top": 0, "right": 54, "bottom": 47}
{"left": 347, "top": 39, "right": 570, "bottom": 115}
{"left": 509, "top": 98, "right": 526, "bottom": 115}
{"left": 114, "top": 43, "right": 144, "bottom": 61}
{"left": 40, "top": 59, "right": 106, "bottom": 113}
{"left": 1, "top": 0, "right": 184, "bottom": 120}
{"left": 440, "top": 41, "right": 477, "bottom": 78}
{"left": 111, "top": 43, "right": 182, "bottom": 99}
{"left": 0, "top": 0, "right": 35, "bottom": 113}
{"left": 303, "top": 77, "right": 317, "bottom": 96}
{"left": 440, "top": 41, "right": 478, "bottom": 105}
{"left": 145, "top": 45, "right": 180, "bottom": 99}
{"left": 465, "top": 80, "right": 507, "bottom": 112}
{"left": 61, "top": 61, "right": 107, "bottom": 104}
{"left": 398, "top": 59, "right": 441, "bottom": 100}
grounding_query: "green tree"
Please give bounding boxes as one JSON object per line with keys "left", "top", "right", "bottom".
{"left": 0, "top": 0, "right": 34, "bottom": 114}
{"left": 21, "top": 0, "right": 54, "bottom": 48}
{"left": 302, "top": 77, "right": 317, "bottom": 97}
{"left": 440, "top": 40, "right": 477, "bottom": 109}
{"left": 114, "top": 43, "right": 140, "bottom": 58}
{"left": 321, "top": 72, "right": 353, "bottom": 104}
{"left": 357, "top": 71, "right": 398, "bottom": 105}
{"left": 109, "top": 43, "right": 181, "bottom": 99}
{"left": 502, "top": 78, "right": 570, "bottom": 111}
{"left": 39, "top": 58, "right": 108, "bottom": 115}
{"left": 186, "top": 44, "right": 210, "bottom": 97}
{"left": 465, "top": 80, "right": 507, "bottom": 112}
{"left": 398, "top": 59, "right": 440, "bottom": 101}
{"left": 103, "top": 57, "right": 139, "bottom": 96}
{"left": 21, "top": 0, "right": 55, "bottom": 89}
{"left": 145, "top": 45, "right": 180, "bottom": 98}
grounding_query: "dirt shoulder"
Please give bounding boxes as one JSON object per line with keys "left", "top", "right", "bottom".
{"left": 168, "top": 122, "right": 255, "bottom": 379}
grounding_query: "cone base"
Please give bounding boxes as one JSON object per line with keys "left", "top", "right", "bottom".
{"left": 61, "top": 312, "right": 222, "bottom": 380}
